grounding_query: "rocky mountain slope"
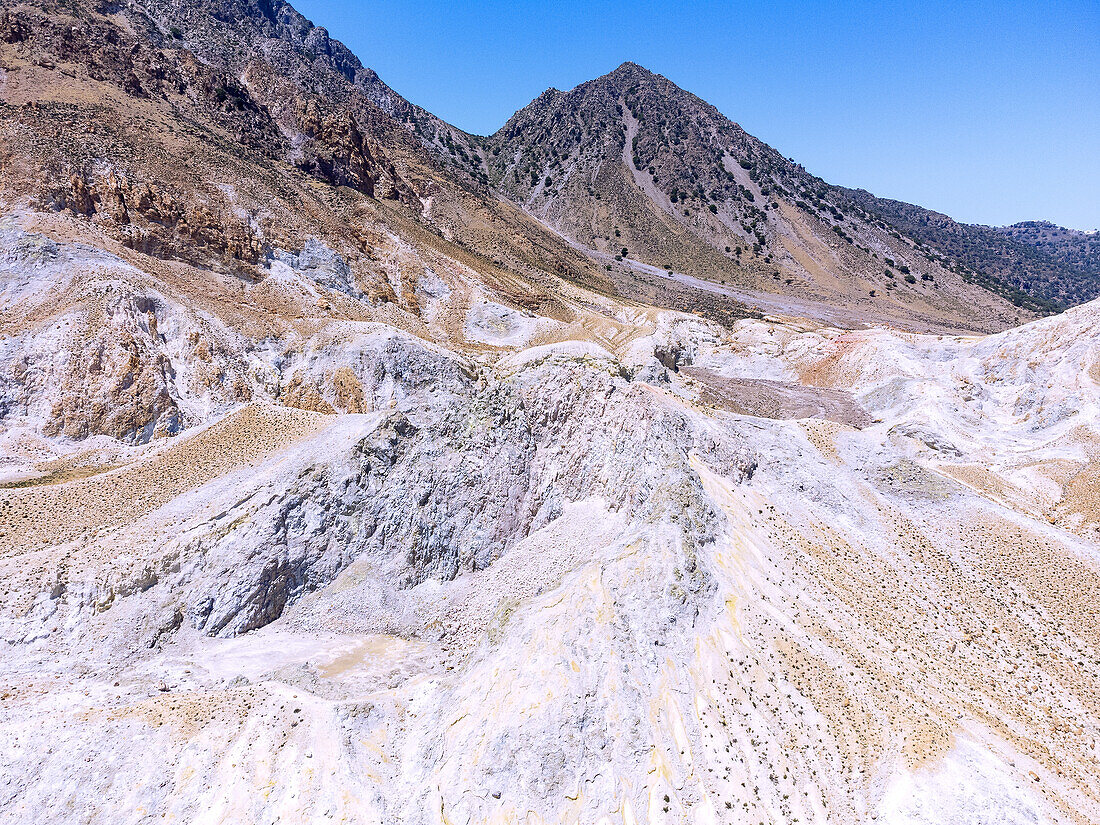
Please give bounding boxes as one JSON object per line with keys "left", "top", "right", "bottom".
{"left": 1, "top": 0, "right": 623, "bottom": 301}
{"left": 840, "top": 195, "right": 1100, "bottom": 312}
{"left": 484, "top": 63, "right": 1100, "bottom": 319}
{"left": 1, "top": 1, "right": 1098, "bottom": 824}
{"left": 482, "top": 63, "right": 1038, "bottom": 329}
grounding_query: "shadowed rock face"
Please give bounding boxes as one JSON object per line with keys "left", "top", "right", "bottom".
{"left": 0, "top": 2, "right": 1098, "bottom": 824}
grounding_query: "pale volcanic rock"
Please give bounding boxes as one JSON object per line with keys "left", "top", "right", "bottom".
{"left": 2, "top": 285, "right": 1099, "bottom": 823}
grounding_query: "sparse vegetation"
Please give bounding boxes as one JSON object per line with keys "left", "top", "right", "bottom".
{"left": 842, "top": 190, "right": 1097, "bottom": 311}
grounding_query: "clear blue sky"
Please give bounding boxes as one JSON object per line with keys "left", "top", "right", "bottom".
{"left": 293, "top": 0, "right": 1099, "bottom": 230}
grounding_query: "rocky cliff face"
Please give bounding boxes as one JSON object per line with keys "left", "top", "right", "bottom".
{"left": 0, "top": 1, "right": 1098, "bottom": 823}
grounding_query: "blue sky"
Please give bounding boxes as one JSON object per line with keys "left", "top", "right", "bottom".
{"left": 293, "top": 0, "right": 1099, "bottom": 230}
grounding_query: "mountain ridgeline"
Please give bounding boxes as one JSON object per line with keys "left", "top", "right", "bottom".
{"left": 472, "top": 63, "right": 1096, "bottom": 316}
{"left": 0, "top": 0, "right": 1093, "bottom": 334}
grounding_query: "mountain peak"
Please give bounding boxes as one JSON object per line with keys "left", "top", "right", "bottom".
{"left": 484, "top": 59, "right": 1059, "bottom": 323}
{"left": 610, "top": 60, "right": 654, "bottom": 76}
{"left": 598, "top": 60, "right": 664, "bottom": 89}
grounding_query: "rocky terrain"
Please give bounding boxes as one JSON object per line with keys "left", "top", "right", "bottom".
{"left": 481, "top": 62, "right": 1100, "bottom": 318}
{"left": 840, "top": 195, "right": 1100, "bottom": 313}
{"left": 1, "top": 0, "right": 1098, "bottom": 823}
{"left": 483, "top": 63, "right": 1035, "bottom": 330}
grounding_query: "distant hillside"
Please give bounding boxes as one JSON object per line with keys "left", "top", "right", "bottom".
{"left": 998, "top": 221, "right": 1100, "bottom": 301}
{"left": 837, "top": 195, "right": 1100, "bottom": 312}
